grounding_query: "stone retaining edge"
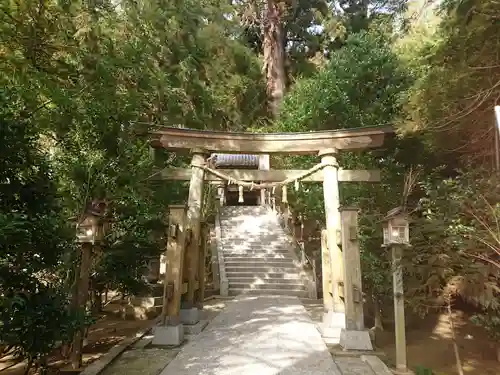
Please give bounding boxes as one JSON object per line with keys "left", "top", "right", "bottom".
{"left": 360, "top": 355, "right": 394, "bottom": 375}
{"left": 80, "top": 316, "right": 161, "bottom": 375}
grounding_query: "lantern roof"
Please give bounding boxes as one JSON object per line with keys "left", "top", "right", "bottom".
{"left": 71, "top": 200, "right": 109, "bottom": 225}
{"left": 383, "top": 206, "right": 410, "bottom": 222}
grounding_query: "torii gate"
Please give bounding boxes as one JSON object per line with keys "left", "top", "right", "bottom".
{"left": 149, "top": 125, "right": 393, "bottom": 345}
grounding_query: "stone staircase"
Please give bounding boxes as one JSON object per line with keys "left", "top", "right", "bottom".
{"left": 218, "top": 205, "right": 315, "bottom": 298}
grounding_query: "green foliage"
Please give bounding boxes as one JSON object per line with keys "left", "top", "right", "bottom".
{"left": 0, "top": 0, "right": 268, "bottom": 362}
{"left": 0, "top": 288, "right": 81, "bottom": 370}
{"left": 406, "top": 169, "right": 500, "bottom": 310}
{"left": 278, "top": 31, "right": 409, "bottom": 132}
{"left": 400, "top": 0, "right": 500, "bottom": 167}
{"left": 415, "top": 366, "right": 434, "bottom": 375}
{"left": 0, "top": 86, "right": 75, "bottom": 369}
{"left": 471, "top": 313, "right": 500, "bottom": 342}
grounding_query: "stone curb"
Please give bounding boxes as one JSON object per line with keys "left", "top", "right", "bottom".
{"left": 360, "top": 355, "right": 393, "bottom": 375}
{"left": 80, "top": 316, "right": 161, "bottom": 375}
{"left": 203, "top": 295, "right": 234, "bottom": 301}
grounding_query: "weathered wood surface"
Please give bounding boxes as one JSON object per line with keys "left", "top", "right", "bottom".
{"left": 158, "top": 168, "right": 381, "bottom": 183}
{"left": 195, "top": 223, "right": 208, "bottom": 308}
{"left": 340, "top": 208, "right": 364, "bottom": 331}
{"left": 184, "top": 152, "right": 206, "bottom": 306}
{"left": 149, "top": 126, "right": 393, "bottom": 154}
{"left": 321, "top": 152, "right": 345, "bottom": 315}
{"left": 162, "top": 205, "right": 187, "bottom": 325}
{"left": 321, "top": 229, "right": 333, "bottom": 309}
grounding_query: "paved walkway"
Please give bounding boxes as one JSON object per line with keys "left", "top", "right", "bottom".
{"left": 159, "top": 295, "right": 342, "bottom": 375}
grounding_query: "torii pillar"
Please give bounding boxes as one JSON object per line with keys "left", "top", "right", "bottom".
{"left": 180, "top": 148, "right": 206, "bottom": 325}
{"left": 319, "top": 148, "right": 345, "bottom": 343}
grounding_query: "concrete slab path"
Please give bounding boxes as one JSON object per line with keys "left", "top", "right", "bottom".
{"left": 159, "top": 295, "right": 342, "bottom": 375}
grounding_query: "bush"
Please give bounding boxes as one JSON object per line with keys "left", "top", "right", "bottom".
{"left": 0, "top": 287, "right": 83, "bottom": 373}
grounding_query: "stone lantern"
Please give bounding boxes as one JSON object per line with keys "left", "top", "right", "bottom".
{"left": 383, "top": 206, "right": 411, "bottom": 374}
{"left": 76, "top": 213, "right": 104, "bottom": 244}
{"left": 382, "top": 206, "right": 410, "bottom": 246}
{"left": 71, "top": 200, "right": 107, "bottom": 369}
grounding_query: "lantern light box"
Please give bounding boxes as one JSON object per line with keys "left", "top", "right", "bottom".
{"left": 382, "top": 207, "right": 410, "bottom": 246}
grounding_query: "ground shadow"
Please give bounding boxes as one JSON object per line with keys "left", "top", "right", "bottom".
{"left": 160, "top": 295, "right": 341, "bottom": 375}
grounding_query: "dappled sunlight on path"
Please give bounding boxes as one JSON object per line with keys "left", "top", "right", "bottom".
{"left": 160, "top": 295, "right": 341, "bottom": 375}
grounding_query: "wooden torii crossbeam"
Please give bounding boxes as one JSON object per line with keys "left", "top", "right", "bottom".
{"left": 158, "top": 167, "right": 381, "bottom": 182}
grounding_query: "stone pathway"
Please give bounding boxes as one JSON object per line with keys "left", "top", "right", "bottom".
{"left": 301, "top": 300, "right": 390, "bottom": 375}
{"left": 100, "top": 297, "right": 392, "bottom": 375}
{"left": 159, "top": 295, "right": 342, "bottom": 375}
{"left": 99, "top": 299, "right": 228, "bottom": 375}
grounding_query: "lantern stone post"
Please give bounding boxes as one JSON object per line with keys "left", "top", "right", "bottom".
{"left": 318, "top": 148, "right": 345, "bottom": 343}
{"left": 383, "top": 207, "right": 410, "bottom": 374}
{"left": 338, "top": 206, "right": 373, "bottom": 351}
{"left": 71, "top": 205, "right": 105, "bottom": 370}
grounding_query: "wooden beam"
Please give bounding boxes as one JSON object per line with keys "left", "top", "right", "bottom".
{"left": 158, "top": 168, "right": 381, "bottom": 183}
{"left": 149, "top": 126, "right": 393, "bottom": 154}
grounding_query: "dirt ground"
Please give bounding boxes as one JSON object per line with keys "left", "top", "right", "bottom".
{"left": 376, "top": 310, "right": 500, "bottom": 375}
{"left": 0, "top": 302, "right": 153, "bottom": 375}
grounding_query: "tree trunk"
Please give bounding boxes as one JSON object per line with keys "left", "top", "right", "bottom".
{"left": 70, "top": 243, "right": 92, "bottom": 369}
{"left": 263, "top": 0, "right": 286, "bottom": 117}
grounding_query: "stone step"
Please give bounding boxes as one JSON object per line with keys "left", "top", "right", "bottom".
{"left": 220, "top": 239, "right": 290, "bottom": 245}
{"left": 228, "top": 288, "right": 309, "bottom": 298}
{"left": 220, "top": 241, "right": 290, "bottom": 246}
{"left": 222, "top": 253, "right": 293, "bottom": 259}
{"left": 222, "top": 249, "right": 293, "bottom": 254}
{"left": 229, "top": 282, "right": 307, "bottom": 291}
{"left": 220, "top": 228, "right": 285, "bottom": 234}
{"left": 221, "top": 236, "right": 290, "bottom": 244}
{"left": 223, "top": 256, "right": 295, "bottom": 263}
{"left": 224, "top": 259, "right": 297, "bottom": 267}
{"left": 222, "top": 246, "right": 291, "bottom": 252}
{"left": 225, "top": 265, "right": 300, "bottom": 273}
{"left": 225, "top": 271, "right": 303, "bottom": 279}
{"left": 221, "top": 210, "right": 270, "bottom": 214}
{"left": 220, "top": 215, "right": 271, "bottom": 220}
{"left": 221, "top": 250, "right": 292, "bottom": 255}
{"left": 228, "top": 277, "right": 305, "bottom": 285}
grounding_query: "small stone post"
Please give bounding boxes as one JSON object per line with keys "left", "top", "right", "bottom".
{"left": 339, "top": 207, "right": 364, "bottom": 331}
{"left": 319, "top": 148, "right": 345, "bottom": 342}
{"left": 154, "top": 205, "right": 187, "bottom": 346}
{"left": 339, "top": 207, "right": 372, "bottom": 351}
{"left": 320, "top": 229, "right": 333, "bottom": 308}
{"left": 392, "top": 244, "right": 408, "bottom": 373}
